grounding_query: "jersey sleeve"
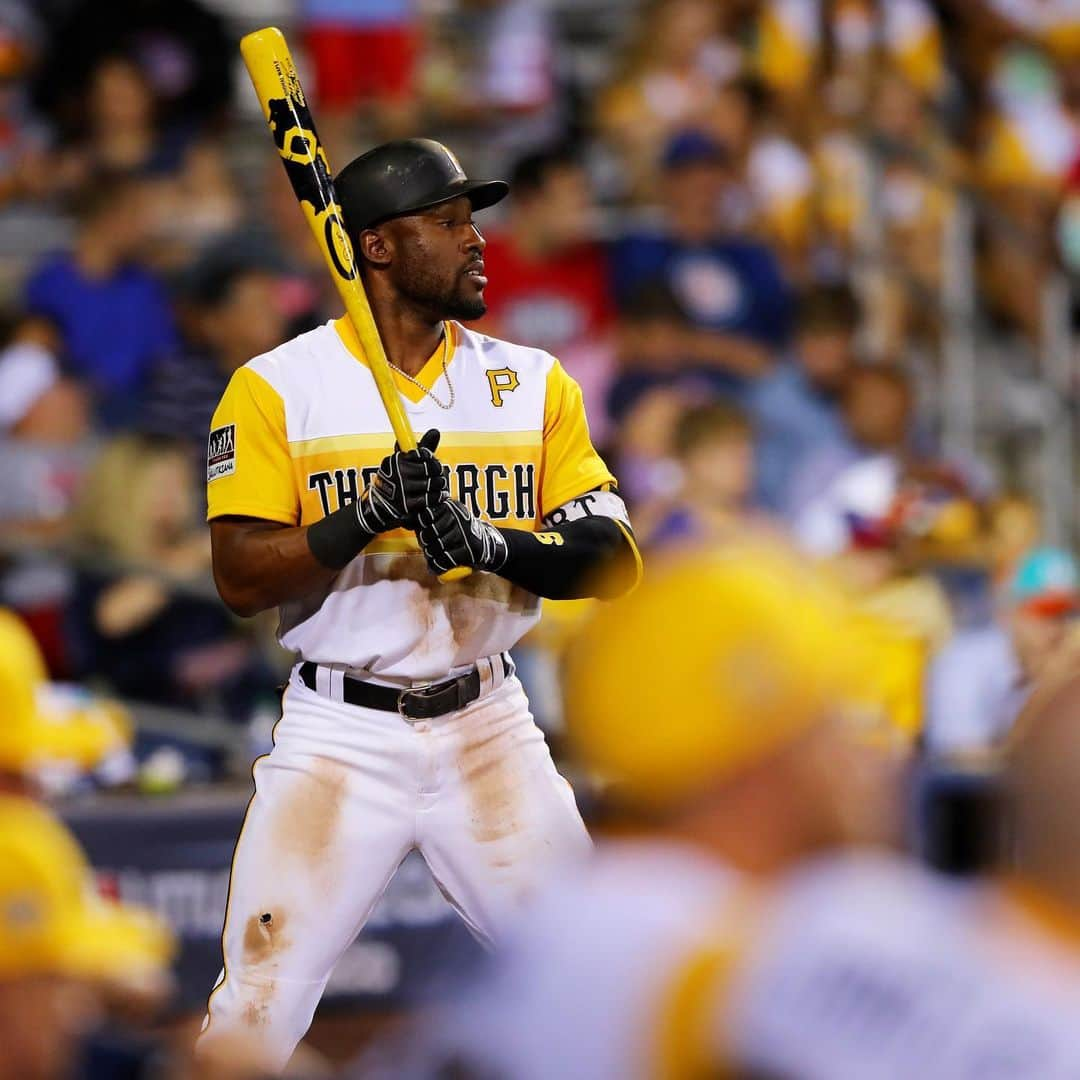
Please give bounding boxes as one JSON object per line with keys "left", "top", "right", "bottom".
{"left": 539, "top": 359, "right": 615, "bottom": 518}
{"left": 206, "top": 365, "right": 299, "bottom": 525}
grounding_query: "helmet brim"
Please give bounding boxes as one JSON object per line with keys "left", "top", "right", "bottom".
{"left": 364, "top": 178, "right": 509, "bottom": 229}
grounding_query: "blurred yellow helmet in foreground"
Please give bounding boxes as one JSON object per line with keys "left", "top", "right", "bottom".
{"left": 0, "top": 795, "right": 173, "bottom": 984}
{"left": 565, "top": 544, "right": 867, "bottom": 808}
{"left": 0, "top": 608, "right": 130, "bottom": 774}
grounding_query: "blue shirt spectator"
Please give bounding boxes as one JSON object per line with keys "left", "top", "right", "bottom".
{"left": 612, "top": 233, "right": 790, "bottom": 349}
{"left": 24, "top": 173, "right": 176, "bottom": 428}
{"left": 747, "top": 284, "right": 862, "bottom": 514}
{"left": 750, "top": 361, "right": 852, "bottom": 514}
{"left": 611, "top": 131, "right": 792, "bottom": 353}
{"left": 605, "top": 280, "right": 745, "bottom": 430}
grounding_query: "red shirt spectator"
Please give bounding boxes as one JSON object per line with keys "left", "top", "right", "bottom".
{"left": 477, "top": 148, "right": 616, "bottom": 439}
{"left": 480, "top": 233, "right": 614, "bottom": 354}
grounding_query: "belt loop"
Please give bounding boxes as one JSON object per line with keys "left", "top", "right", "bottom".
{"left": 315, "top": 664, "right": 333, "bottom": 699}
{"left": 477, "top": 655, "right": 494, "bottom": 698}
{"left": 329, "top": 665, "right": 346, "bottom": 702}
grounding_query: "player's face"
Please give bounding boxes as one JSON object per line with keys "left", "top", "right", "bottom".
{"left": 385, "top": 197, "right": 488, "bottom": 321}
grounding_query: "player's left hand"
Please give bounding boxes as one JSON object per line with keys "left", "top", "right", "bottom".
{"left": 415, "top": 498, "right": 508, "bottom": 576}
{"left": 357, "top": 428, "right": 447, "bottom": 534}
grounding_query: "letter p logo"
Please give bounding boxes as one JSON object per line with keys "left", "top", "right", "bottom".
{"left": 486, "top": 368, "right": 520, "bottom": 408}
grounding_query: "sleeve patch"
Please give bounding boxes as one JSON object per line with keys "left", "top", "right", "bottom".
{"left": 207, "top": 423, "right": 236, "bottom": 482}
{"left": 542, "top": 489, "right": 631, "bottom": 529}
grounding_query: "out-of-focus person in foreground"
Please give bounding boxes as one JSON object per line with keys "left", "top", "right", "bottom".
{"left": 991, "top": 666, "right": 1080, "bottom": 996}
{"left": 393, "top": 544, "right": 1080, "bottom": 1080}
{"left": 0, "top": 607, "right": 173, "bottom": 1079}
{"left": 0, "top": 798, "right": 173, "bottom": 1080}
{"left": 0, "top": 605, "right": 132, "bottom": 792}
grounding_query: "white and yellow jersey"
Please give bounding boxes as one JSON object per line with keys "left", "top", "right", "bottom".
{"left": 206, "top": 317, "right": 615, "bottom": 680}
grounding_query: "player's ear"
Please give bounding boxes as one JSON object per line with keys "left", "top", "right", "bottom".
{"left": 358, "top": 226, "right": 392, "bottom": 268}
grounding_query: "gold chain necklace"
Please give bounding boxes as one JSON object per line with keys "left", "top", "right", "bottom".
{"left": 387, "top": 324, "right": 455, "bottom": 411}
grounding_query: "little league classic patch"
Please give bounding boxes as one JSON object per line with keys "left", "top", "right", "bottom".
{"left": 207, "top": 424, "right": 236, "bottom": 482}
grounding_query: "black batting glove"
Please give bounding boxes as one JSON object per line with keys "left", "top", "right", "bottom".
{"left": 415, "top": 498, "right": 509, "bottom": 576}
{"left": 355, "top": 428, "right": 446, "bottom": 534}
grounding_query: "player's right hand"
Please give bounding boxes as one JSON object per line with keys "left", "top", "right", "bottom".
{"left": 354, "top": 429, "right": 446, "bottom": 535}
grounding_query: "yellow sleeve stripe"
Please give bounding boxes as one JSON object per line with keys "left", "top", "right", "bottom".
{"left": 654, "top": 943, "right": 736, "bottom": 1080}
{"left": 289, "top": 430, "right": 542, "bottom": 458}
{"left": 653, "top": 886, "right": 760, "bottom": 1080}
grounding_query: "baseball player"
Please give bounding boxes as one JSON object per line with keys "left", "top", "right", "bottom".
{"left": 404, "top": 545, "right": 1080, "bottom": 1080}
{"left": 197, "top": 138, "right": 641, "bottom": 1071}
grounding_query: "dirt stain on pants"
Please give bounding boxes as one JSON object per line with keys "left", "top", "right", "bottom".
{"left": 458, "top": 713, "right": 522, "bottom": 846}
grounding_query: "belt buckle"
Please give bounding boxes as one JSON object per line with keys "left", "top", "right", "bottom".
{"left": 397, "top": 690, "right": 418, "bottom": 721}
{"left": 397, "top": 681, "right": 434, "bottom": 722}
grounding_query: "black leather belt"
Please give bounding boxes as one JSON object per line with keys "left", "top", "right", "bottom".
{"left": 298, "top": 656, "right": 511, "bottom": 720}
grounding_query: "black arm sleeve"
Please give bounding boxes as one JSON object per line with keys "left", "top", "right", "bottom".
{"left": 306, "top": 503, "right": 374, "bottom": 570}
{"left": 496, "top": 516, "right": 639, "bottom": 600}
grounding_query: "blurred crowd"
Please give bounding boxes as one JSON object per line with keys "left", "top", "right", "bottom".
{"left": 0, "top": 0, "right": 1076, "bottom": 749}
{"left": 0, "top": 0, "right": 1078, "bottom": 1075}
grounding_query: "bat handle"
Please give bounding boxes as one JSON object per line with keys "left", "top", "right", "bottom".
{"left": 438, "top": 566, "right": 472, "bottom": 583}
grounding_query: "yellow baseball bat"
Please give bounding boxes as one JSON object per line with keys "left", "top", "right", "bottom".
{"left": 240, "top": 27, "right": 470, "bottom": 582}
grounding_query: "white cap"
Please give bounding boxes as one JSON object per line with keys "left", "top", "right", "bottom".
{"left": 0, "top": 342, "right": 58, "bottom": 431}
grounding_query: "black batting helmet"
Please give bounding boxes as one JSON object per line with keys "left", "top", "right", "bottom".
{"left": 335, "top": 138, "right": 508, "bottom": 234}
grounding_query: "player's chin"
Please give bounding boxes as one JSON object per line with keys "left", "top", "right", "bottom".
{"left": 446, "top": 289, "right": 487, "bottom": 322}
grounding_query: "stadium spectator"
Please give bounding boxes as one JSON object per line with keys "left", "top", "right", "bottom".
{"left": 300, "top": 0, "right": 421, "bottom": 153}
{"left": 926, "top": 546, "right": 1080, "bottom": 758}
{"left": 792, "top": 363, "right": 913, "bottom": 543}
{"left": 1060, "top": 151, "right": 1080, "bottom": 272}
{"left": 749, "top": 283, "right": 860, "bottom": 515}
{"left": 140, "top": 244, "right": 288, "bottom": 467}
{"left": 0, "top": 315, "right": 92, "bottom": 539}
{"left": 596, "top": 0, "right": 742, "bottom": 200}
{"left": 46, "top": 53, "right": 240, "bottom": 263}
{"left": 68, "top": 435, "right": 276, "bottom": 719}
{"left": 31, "top": 0, "right": 233, "bottom": 136}
{"left": 258, "top": 160, "right": 340, "bottom": 338}
{"left": 56, "top": 54, "right": 195, "bottom": 182}
{"left": 0, "top": 315, "right": 86, "bottom": 445}
{"left": 0, "top": 4, "right": 51, "bottom": 209}
{"left": 424, "top": 0, "right": 561, "bottom": 160}
{"left": 611, "top": 130, "right": 792, "bottom": 382}
{"left": 753, "top": 0, "right": 946, "bottom": 117}
{"left": 23, "top": 171, "right": 177, "bottom": 427}
{"left": 647, "top": 400, "right": 770, "bottom": 548}
{"left": 607, "top": 281, "right": 698, "bottom": 425}
{"left": 478, "top": 147, "right": 615, "bottom": 432}
{"left": 978, "top": 44, "right": 1079, "bottom": 337}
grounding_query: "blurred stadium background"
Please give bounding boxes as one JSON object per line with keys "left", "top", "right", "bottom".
{"left": 0, "top": 0, "right": 1078, "bottom": 1073}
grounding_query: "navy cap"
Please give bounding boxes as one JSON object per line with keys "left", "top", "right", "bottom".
{"left": 661, "top": 130, "right": 729, "bottom": 171}
{"left": 335, "top": 138, "right": 509, "bottom": 233}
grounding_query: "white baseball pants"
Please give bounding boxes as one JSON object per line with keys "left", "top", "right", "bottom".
{"left": 197, "top": 659, "right": 590, "bottom": 1073}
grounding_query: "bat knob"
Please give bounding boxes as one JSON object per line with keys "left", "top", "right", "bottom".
{"left": 438, "top": 567, "right": 472, "bottom": 584}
